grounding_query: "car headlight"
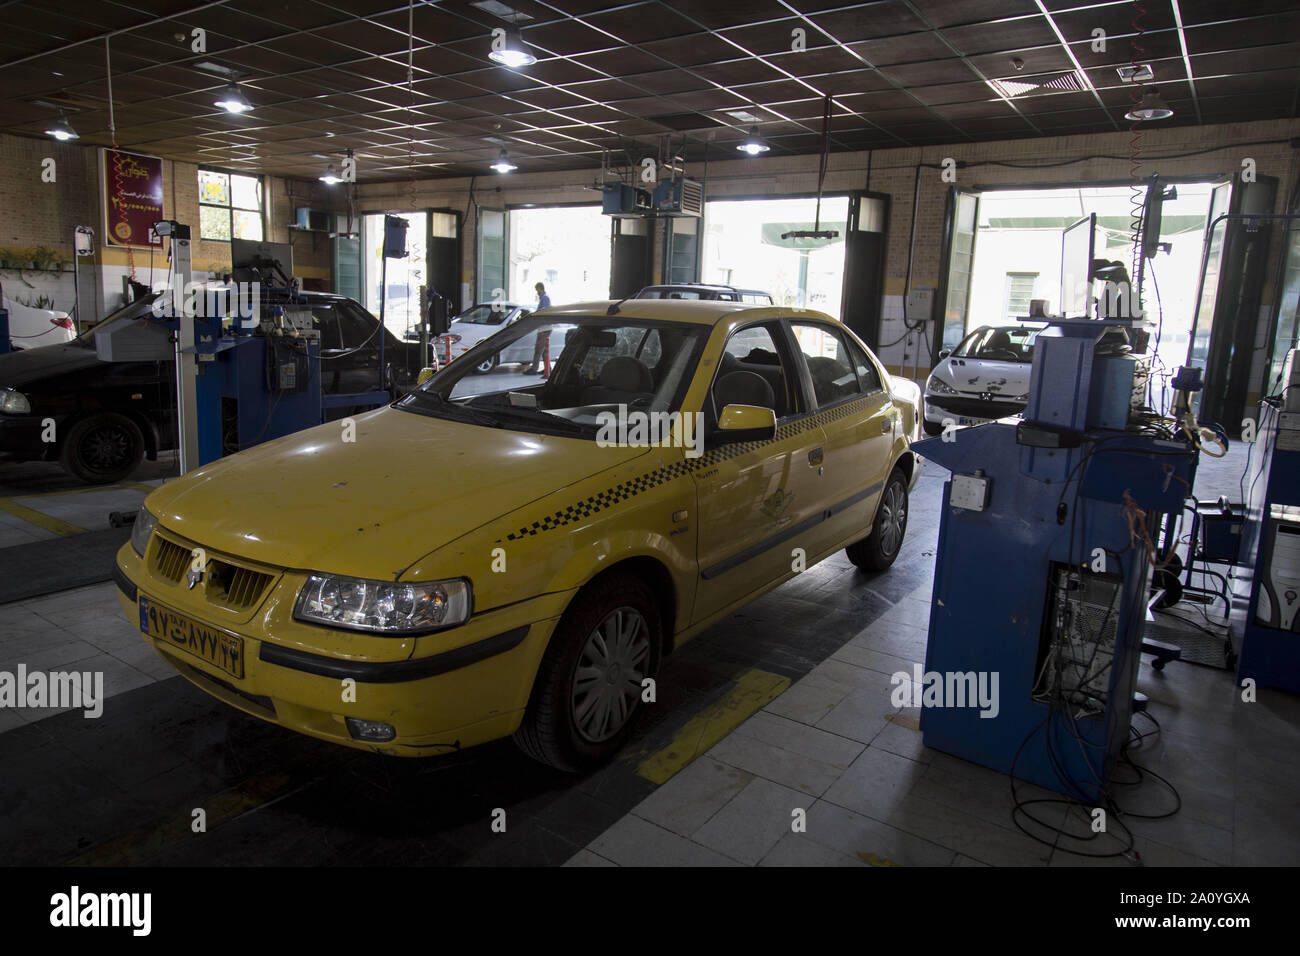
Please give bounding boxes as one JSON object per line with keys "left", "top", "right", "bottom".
{"left": 927, "top": 376, "right": 958, "bottom": 396}
{"left": 295, "top": 573, "right": 472, "bottom": 634}
{"left": 131, "top": 506, "right": 159, "bottom": 557}
{"left": 0, "top": 389, "right": 31, "bottom": 414}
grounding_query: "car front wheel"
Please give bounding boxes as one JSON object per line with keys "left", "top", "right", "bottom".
{"left": 922, "top": 417, "right": 945, "bottom": 437}
{"left": 60, "top": 412, "right": 145, "bottom": 485}
{"left": 472, "top": 354, "right": 498, "bottom": 375}
{"left": 846, "top": 467, "right": 909, "bottom": 572}
{"left": 514, "top": 572, "right": 661, "bottom": 771}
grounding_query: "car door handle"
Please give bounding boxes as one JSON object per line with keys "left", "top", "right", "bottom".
{"left": 808, "top": 447, "right": 823, "bottom": 465}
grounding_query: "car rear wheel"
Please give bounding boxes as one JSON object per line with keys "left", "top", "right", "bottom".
{"left": 60, "top": 413, "right": 145, "bottom": 485}
{"left": 846, "top": 467, "right": 909, "bottom": 572}
{"left": 514, "top": 572, "right": 661, "bottom": 771}
{"left": 472, "top": 354, "right": 498, "bottom": 375}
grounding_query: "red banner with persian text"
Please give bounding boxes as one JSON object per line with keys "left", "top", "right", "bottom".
{"left": 101, "top": 148, "right": 164, "bottom": 248}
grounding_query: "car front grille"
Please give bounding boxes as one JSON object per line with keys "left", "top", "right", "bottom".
{"left": 150, "top": 535, "right": 276, "bottom": 611}
{"left": 153, "top": 537, "right": 190, "bottom": 583}
{"left": 927, "top": 396, "right": 1026, "bottom": 419}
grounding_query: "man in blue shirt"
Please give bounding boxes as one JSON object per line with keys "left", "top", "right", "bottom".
{"left": 526, "top": 282, "right": 553, "bottom": 374}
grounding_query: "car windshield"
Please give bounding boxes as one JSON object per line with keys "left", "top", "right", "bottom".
{"left": 398, "top": 314, "right": 710, "bottom": 440}
{"left": 953, "top": 326, "right": 1043, "bottom": 362}
{"left": 454, "top": 304, "right": 516, "bottom": 325}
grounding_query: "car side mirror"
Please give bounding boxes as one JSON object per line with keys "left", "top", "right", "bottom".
{"left": 938, "top": 349, "right": 951, "bottom": 360}
{"left": 716, "top": 404, "right": 776, "bottom": 443}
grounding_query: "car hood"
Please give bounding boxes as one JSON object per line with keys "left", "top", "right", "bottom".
{"left": 449, "top": 321, "right": 500, "bottom": 341}
{"left": 144, "top": 405, "right": 647, "bottom": 577}
{"left": 0, "top": 343, "right": 101, "bottom": 388}
{"left": 928, "top": 357, "right": 1031, "bottom": 397}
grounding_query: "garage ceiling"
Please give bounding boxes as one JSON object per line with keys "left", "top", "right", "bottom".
{"left": 0, "top": 0, "right": 1297, "bottom": 182}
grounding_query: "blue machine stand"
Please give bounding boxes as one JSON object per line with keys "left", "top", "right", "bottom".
{"left": 190, "top": 315, "right": 324, "bottom": 466}
{"left": 1233, "top": 398, "right": 1300, "bottom": 691}
{"left": 912, "top": 318, "right": 1197, "bottom": 803}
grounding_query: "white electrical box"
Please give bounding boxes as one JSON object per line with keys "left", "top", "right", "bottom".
{"left": 1258, "top": 506, "right": 1300, "bottom": 630}
{"left": 950, "top": 472, "right": 991, "bottom": 511}
{"left": 906, "top": 286, "right": 934, "bottom": 322}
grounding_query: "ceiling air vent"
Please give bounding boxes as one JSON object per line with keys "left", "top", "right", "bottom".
{"left": 986, "top": 70, "right": 1088, "bottom": 99}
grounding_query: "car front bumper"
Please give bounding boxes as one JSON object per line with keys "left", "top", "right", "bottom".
{"left": 923, "top": 395, "right": 1026, "bottom": 425}
{"left": 114, "top": 541, "right": 570, "bottom": 757}
{"left": 0, "top": 413, "right": 57, "bottom": 462}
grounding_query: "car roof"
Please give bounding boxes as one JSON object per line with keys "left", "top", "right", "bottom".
{"left": 641, "top": 283, "right": 737, "bottom": 291}
{"left": 539, "top": 299, "right": 836, "bottom": 327}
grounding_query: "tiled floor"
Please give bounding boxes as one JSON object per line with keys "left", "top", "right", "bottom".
{"left": 569, "top": 573, "right": 1300, "bottom": 867}
{"left": 566, "top": 444, "right": 1300, "bottom": 868}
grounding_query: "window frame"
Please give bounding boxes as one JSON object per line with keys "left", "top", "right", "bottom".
{"left": 197, "top": 166, "right": 265, "bottom": 243}
{"left": 787, "top": 319, "right": 875, "bottom": 410}
{"left": 706, "top": 319, "right": 806, "bottom": 426}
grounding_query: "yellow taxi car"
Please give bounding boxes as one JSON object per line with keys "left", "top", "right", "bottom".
{"left": 114, "top": 300, "right": 922, "bottom": 770}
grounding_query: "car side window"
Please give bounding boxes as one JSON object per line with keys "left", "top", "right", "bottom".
{"left": 791, "top": 322, "right": 861, "bottom": 407}
{"left": 311, "top": 305, "right": 344, "bottom": 350}
{"left": 845, "top": 337, "right": 883, "bottom": 393}
{"left": 336, "top": 301, "right": 380, "bottom": 350}
{"left": 711, "top": 323, "right": 793, "bottom": 420}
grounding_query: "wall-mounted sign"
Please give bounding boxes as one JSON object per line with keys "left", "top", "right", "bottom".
{"left": 101, "top": 148, "right": 164, "bottom": 248}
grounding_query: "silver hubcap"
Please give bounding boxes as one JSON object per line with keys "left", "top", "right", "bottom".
{"left": 879, "top": 482, "right": 906, "bottom": 556}
{"left": 571, "top": 606, "right": 650, "bottom": 743}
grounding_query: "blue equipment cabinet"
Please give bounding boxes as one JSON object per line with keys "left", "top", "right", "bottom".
{"left": 912, "top": 319, "right": 1197, "bottom": 802}
{"left": 1233, "top": 397, "right": 1300, "bottom": 691}
{"left": 190, "top": 314, "right": 323, "bottom": 467}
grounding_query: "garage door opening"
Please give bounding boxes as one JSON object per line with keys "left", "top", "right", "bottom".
{"left": 702, "top": 196, "right": 850, "bottom": 312}
{"left": 507, "top": 205, "right": 611, "bottom": 307}
{"left": 942, "top": 183, "right": 1214, "bottom": 385}
{"left": 362, "top": 210, "right": 426, "bottom": 339}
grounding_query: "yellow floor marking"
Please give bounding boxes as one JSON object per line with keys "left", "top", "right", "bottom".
{"left": 857, "top": 851, "right": 902, "bottom": 867}
{"left": 6, "top": 481, "right": 158, "bottom": 499}
{"left": 636, "top": 668, "right": 791, "bottom": 784}
{"left": 63, "top": 771, "right": 302, "bottom": 866}
{"left": 885, "top": 712, "right": 921, "bottom": 731}
{"left": 0, "top": 497, "right": 85, "bottom": 536}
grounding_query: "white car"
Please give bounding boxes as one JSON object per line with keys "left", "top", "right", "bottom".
{"left": 438, "top": 303, "right": 533, "bottom": 373}
{"left": 922, "top": 324, "right": 1042, "bottom": 436}
{"left": 4, "top": 299, "right": 76, "bottom": 350}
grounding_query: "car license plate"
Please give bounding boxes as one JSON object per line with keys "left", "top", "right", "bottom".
{"left": 138, "top": 596, "right": 244, "bottom": 679}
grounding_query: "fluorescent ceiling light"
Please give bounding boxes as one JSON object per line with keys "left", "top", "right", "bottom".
{"left": 490, "top": 147, "right": 517, "bottom": 173}
{"left": 986, "top": 70, "right": 1087, "bottom": 99}
{"left": 45, "top": 112, "right": 78, "bottom": 141}
{"left": 319, "top": 162, "right": 343, "bottom": 184}
{"left": 214, "top": 80, "right": 252, "bottom": 114}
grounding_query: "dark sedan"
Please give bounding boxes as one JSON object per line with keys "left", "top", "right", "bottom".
{"left": 0, "top": 290, "right": 423, "bottom": 484}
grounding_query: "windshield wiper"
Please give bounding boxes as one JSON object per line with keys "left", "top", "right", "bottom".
{"left": 401, "top": 391, "right": 505, "bottom": 428}
{"left": 486, "top": 405, "right": 588, "bottom": 434}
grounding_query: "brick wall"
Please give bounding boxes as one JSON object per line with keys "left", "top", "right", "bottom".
{"left": 0, "top": 132, "right": 318, "bottom": 319}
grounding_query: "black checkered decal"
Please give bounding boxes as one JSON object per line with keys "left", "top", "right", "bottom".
{"left": 503, "top": 395, "right": 880, "bottom": 541}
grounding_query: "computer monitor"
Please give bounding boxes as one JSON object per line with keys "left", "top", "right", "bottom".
{"left": 1060, "top": 214, "right": 1097, "bottom": 317}
{"left": 231, "top": 239, "right": 294, "bottom": 287}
